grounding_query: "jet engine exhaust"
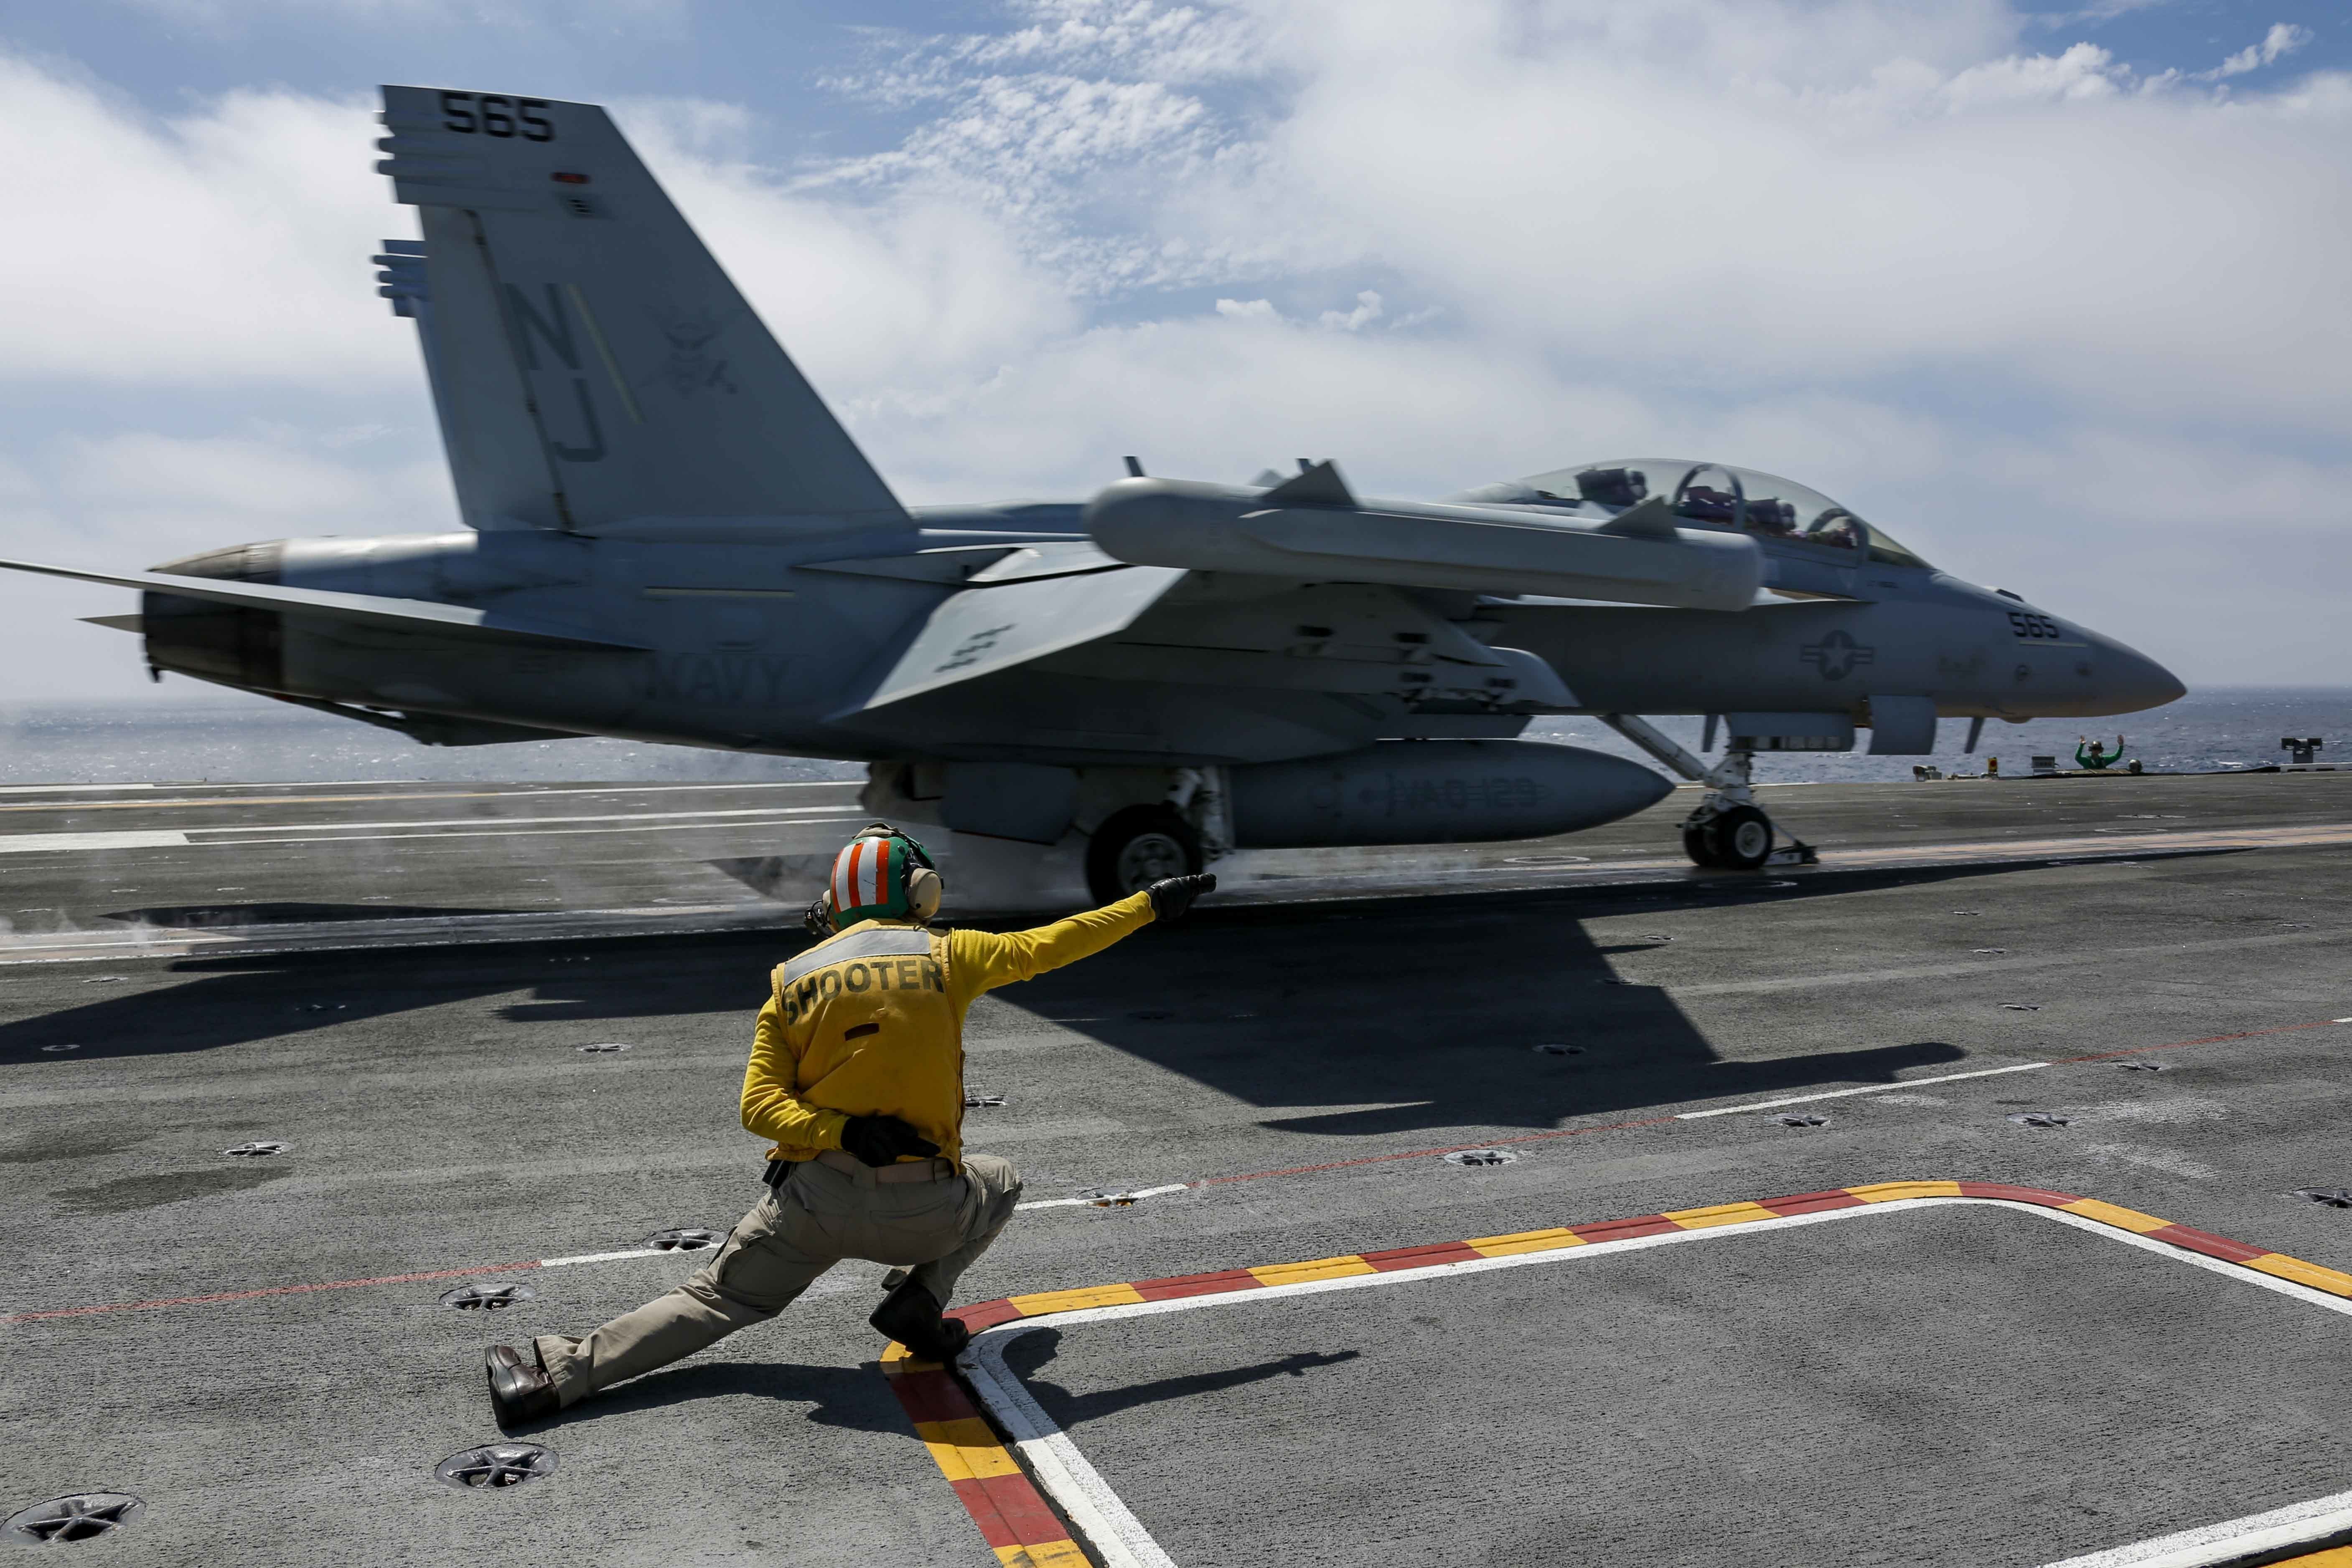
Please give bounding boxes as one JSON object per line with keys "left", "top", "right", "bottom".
{"left": 140, "top": 541, "right": 287, "bottom": 692}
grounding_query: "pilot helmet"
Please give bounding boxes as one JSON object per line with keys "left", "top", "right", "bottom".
{"left": 824, "top": 821, "right": 941, "bottom": 928}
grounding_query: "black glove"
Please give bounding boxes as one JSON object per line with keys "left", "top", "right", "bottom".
{"left": 839, "top": 1114, "right": 940, "bottom": 1168}
{"left": 1145, "top": 872, "right": 1216, "bottom": 921}
{"left": 802, "top": 896, "right": 832, "bottom": 939}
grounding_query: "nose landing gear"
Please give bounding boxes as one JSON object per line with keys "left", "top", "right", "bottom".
{"left": 1599, "top": 714, "right": 1819, "bottom": 872}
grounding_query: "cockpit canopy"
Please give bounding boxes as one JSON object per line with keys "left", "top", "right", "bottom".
{"left": 1456, "top": 459, "right": 1931, "bottom": 569}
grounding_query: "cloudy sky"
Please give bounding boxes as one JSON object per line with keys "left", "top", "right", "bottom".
{"left": 1, "top": 0, "right": 2344, "bottom": 701}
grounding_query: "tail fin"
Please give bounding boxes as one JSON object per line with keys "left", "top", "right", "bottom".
{"left": 375, "top": 85, "right": 903, "bottom": 533}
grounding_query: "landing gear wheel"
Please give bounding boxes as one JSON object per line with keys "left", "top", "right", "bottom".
{"left": 1702, "top": 805, "right": 1774, "bottom": 871}
{"left": 1681, "top": 823, "right": 1721, "bottom": 868}
{"left": 1086, "top": 806, "right": 1202, "bottom": 904}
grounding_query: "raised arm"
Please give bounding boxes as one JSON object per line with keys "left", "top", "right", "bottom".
{"left": 945, "top": 875, "right": 1213, "bottom": 1003}
{"left": 948, "top": 892, "right": 1154, "bottom": 1004}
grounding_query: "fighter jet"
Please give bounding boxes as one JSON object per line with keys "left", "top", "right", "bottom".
{"left": 1, "top": 86, "right": 2183, "bottom": 898}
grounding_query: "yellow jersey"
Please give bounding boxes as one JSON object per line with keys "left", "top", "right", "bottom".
{"left": 741, "top": 892, "right": 1154, "bottom": 1168}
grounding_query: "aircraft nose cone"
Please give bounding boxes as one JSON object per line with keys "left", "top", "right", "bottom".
{"left": 2093, "top": 634, "right": 2185, "bottom": 714}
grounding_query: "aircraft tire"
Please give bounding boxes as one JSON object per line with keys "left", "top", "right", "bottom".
{"left": 1681, "top": 824, "right": 1720, "bottom": 867}
{"left": 1087, "top": 806, "right": 1203, "bottom": 905}
{"left": 1704, "top": 806, "right": 1775, "bottom": 871}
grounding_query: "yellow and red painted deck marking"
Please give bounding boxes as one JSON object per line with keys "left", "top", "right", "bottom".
{"left": 892, "top": 1181, "right": 2352, "bottom": 1565}
{"left": 879, "top": 1342, "right": 1089, "bottom": 1568}
{"left": 941, "top": 1179, "right": 2352, "bottom": 1345}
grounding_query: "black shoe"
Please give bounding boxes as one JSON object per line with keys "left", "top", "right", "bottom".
{"left": 869, "top": 1279, "right": 971, "bottom": 1362}
{"left": 485, "top": 1344, "right": 558, "bottom": 1427}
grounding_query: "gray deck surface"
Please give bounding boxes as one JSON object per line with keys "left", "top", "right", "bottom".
{"left": 998, "top": 1202, "right": 2352, "bottom": 1567}
{"left": 3, "top": 771, "right": 2350, "bottom": 1565}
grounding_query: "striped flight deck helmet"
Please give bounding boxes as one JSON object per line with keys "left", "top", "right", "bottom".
{"left": 826, "top": 821, "right": 941, "bottom": 928}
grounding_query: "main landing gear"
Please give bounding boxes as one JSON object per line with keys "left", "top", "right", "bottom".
{"left": 1084, "top": 767, "right": 1224, "bottom": 903}
{"left": 1597, "top": 715, "right": 1819, "bottom": 872}
{"left": 1086, "top": 805, "right": 1203, "bottom": 903}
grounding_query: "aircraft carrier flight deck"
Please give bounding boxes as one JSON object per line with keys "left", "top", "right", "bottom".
{"left": 6, "top": 769, "right": 2352, "bottom": 1567}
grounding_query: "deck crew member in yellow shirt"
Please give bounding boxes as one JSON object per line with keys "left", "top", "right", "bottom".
{"left": 485, "top": 821, "right": 1212, "bottom": 1425}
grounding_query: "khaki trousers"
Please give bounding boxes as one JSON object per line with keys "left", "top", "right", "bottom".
{"left": 535, "top": 1152, "right": 1022, "bottom": 1408}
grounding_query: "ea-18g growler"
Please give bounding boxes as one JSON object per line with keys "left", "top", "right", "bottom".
{"left": 2, "top": 86, "right": 2184, "bottom": 899}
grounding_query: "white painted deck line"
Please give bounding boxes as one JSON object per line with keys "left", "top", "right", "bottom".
{"left": 961, "top": 1196, "right": 2352, "bottom": 1568}
{"left": 0, "top": 830, "right": 189, "bottom": 854}
{"left": 538, "top": 1247, "right": 665, "bottom": 1268}
{"left": 2042, "top": 1488, "right": 2352, "bottom": 1568}
{"left": 1675, "top": 1060, "right": 2049, "bottom": 1118}
{"left": 0, "top": 901, "right": 799, "bottom": 964}
{"left": 179, "top": 815, "right": 870, "bottom": 850}
{"left": 0, "top": 779, "right": 861, "bottom": 814}
{"left": 187, "top": 802, "right": 866, "bottom": 838}
{"left": 0, "top": 802, "right": 863, "bottom": 855}
{"left": 1017, "top": 1184, "right": 1189, "bottom": 1212}
{"left": 0, "top": 783, "right": 158, "bottom": 795}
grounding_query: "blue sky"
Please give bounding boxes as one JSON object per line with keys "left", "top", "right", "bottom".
{"left": 1, "top": 0, "right": 2346, "bottom": 699}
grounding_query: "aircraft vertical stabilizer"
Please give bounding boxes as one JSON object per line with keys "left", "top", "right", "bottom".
{"left": 375, "top": 85, "right": 904, "bottom": 532}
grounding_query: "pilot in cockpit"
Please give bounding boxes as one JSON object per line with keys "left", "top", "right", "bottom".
{"left": 1575, "top": 466, "right": 1648, "bottom": 510}
{"left": 1675, "top": 483, "right": 1740, "bottom": 524}
{"left": 1743, "top": 498, "right": 1798, "bottom": 538}
{"left": 1805, "top": 510, "right": 1864, "bottom": 550}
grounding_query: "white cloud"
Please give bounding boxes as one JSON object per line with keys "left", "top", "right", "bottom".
{"left": 1937, "top": 41, "right": 2126, "bottom": 106}
{"left": 624, "top": 117, "right": 1080, "bottom": 400}
{"left": 2200, "top": 22, "right": 2313, "bottom": 81}
{"left": 1186, "top": 1, "right": 2352, "bottom": 432}
{"left": 0, "top": 58, "right": 402, "bottom": 386}
{"left": 838, "top": 0, "right": 1265, "bottom": 94}
{"left": 53, "top": 432, "right": 438, "bottom": 523}
{"left": 850, "top": 301, "right": 1655, "bottom": 503}
{"left": 1318, "top": 290, "right": 1382, "bottom": 332}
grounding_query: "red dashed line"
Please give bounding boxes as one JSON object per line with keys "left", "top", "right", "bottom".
{"left": 2055, "top": 1017, "right": 2350, "bottom": 1063}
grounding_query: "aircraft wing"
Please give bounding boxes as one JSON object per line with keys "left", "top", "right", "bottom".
{"left": 831, "top": 555, "right": 1579, "bottom": 734}
{"left": 830, "top": 564, "right": 1189, "bottom": 719}
{"left": 0, "top": 557, "right": 648, "bottom": 651}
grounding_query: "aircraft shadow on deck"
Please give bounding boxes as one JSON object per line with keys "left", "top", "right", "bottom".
{"left": 0, "top": 936, "right": 758, "bottom": 1063}
{"left": 5, "top": 861, "right": 2049, "bottom": 1078}
{"left": 984, "top": 865, "right": 2075, "bottom": 1135}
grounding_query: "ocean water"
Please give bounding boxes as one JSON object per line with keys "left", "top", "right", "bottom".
{"left": 0, "top": 696, "right": 862, "bottom": 786}
{"left": 0, "top": 688, "right": 2342, "bottom": 788}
